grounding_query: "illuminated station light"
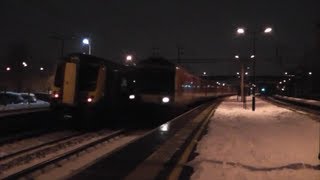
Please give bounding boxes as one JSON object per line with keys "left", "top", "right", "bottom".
{"left": 126, "top": 55, "right": 133, "bottom": 61}
{"left": 264, "top": 27, "right": 272, "bottom": 33}
{"left": 22, "top": 61, "right": 28, "bottom": 67}
{"left": 82, "top": 38, "right": 90, "bottom": 45}
{"left": 237, "top": 28, "right": 245, "bottom": 34}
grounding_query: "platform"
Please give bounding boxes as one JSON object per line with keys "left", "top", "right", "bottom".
{"left": 190, "top": 96, "right": 320, "bottom": 180}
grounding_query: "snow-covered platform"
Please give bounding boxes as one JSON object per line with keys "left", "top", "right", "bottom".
{"left": 191, "top": 96, "right": 320, "bottom": 180}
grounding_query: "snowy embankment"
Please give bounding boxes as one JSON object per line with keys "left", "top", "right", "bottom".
{"left": 190, "top": 96, "right": 320, "bottom": 180}
{"left": 274, "top": 95, "right": 320, "bottom": 107}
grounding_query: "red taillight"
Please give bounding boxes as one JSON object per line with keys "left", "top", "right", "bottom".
{"left": 52, "top": 91, "right": 59, "bottom": 98}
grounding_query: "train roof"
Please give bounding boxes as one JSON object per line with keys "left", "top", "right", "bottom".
{"left": 65, "top": 53, "right": 123, "bottom": 68}
{"left": 138, "top": 57, "right": 175, "bottom": 67}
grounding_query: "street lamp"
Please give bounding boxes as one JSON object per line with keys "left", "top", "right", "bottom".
{"left": 235, "top": 26, "right": 273, "bottom": 111}
{"left": 250, "top": 55, "right": 255, "bottom": 59}
{"left": 264, "top": 27, "right": 272, "bottom": 33}
{"left": 126, "top": 55, "right": 133, "bottom": 61}
{"left": 22, "top": 62, "right": 28, "bottom": 67}
{"left": 235, "top": 55, "right": 240, "bottom": 59}
{"left": 203, "top": 72, "right": 207, "bottom": 76}
{"left": 40, "top": 67, "right": 44, "bottom": 71}
{"left": 308, "top": 71, "right": 312, "bottom": 75}
{"left": 6, "top": 67, "right": 11, "bottom": 71}
{"left": 82, "top": 38, "right": 91, "bottom": 55}
{"left": 237, "top": 28, "right": 245, "bottom": 34}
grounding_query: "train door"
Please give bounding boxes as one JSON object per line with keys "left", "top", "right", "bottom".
{"left": 62, "top": 62, "right": 77, "bottom": 105}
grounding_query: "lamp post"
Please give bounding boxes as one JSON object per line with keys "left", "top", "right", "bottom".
{"left": 235, "top": 55, "right": 246, "bottom": 108}
{"left": 82, "top": 38, "right": 91, "bottom": 55}
{"left": 236, "top": 26, "right": 272, "bottom": 111}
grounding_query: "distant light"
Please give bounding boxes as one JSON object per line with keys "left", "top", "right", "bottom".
{"left": 288, "top": 78, "right": 291, "bottom": 81}
{"left": 247, "top": 67, "right": 250, "bottom": 70}
{"left": 284, "top": 72, "right": 288, "bottom": 75}
{"left": 281, "top": 88, "right": 285, "bottom": 91}
{"left": 235, "top": 55, "right": 239, "bottom": 59}
{"left": 264, "top": 27, "right": 272, "bottom": 33}
{"left": 87, "top": 97, "right": 93, "bottom": 103}
{"left": 245, "top": 72, "right": 248, "bottom": 75}
{"left": 54, "top": 93, "right": 59, "bottom": 98}
{"left": 236, "top": 72, "right": 240, "bottom": 75}
{"left": 279, "top": 82, "right": 282, "bottom": 84}
{"left": 129, "top": 94, "right": 135, "bottom": 100}
{"left": 82, "top": 38, "right": 90, "bottom": 45}
{"left": 162, "top": 97, "right": 170, "bottom": 103}
{"left": 176, "top": 66, "right": 180, "bottom": 70}
{"left": 203, "top": 72, "right": 207, "bottom": 75}
{"left": 250, "top": 55, "right": 255, "bottom": 59}
{"left": 6, "top": 67, "right": 11, "bottom": 71}
{"left": 222, "top": 83, "right": 225, "bottom": 86}
{"left": 133, "top": 80, "right": 136, "bottom": 83}
{"left": 237, "top": 28, "right": 245, "bottom": 34}
{"left": 261, "top": 88, "right": 266, "bottom": 92}
{"left": 40, "top": 67, "right": 44, "bottom": 71}
{"left": 22, "top": 62, "right": 28, "bottom": 67}
{"left": 283, "top": 80, "right": 286, "bottom": 83}
{"left": 126, "top": 55, "right": 132, "bottom": 61}
{"left": 308, "top": 72, "right": 312, "bottom": 75}
{"left": 160, "top": 123, "right": 169, "bottom": 132}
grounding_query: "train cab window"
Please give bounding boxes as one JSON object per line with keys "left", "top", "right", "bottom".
{"left": 54, "top": 63, "right": 65, "bottom": 88}
{"left": 137, "top": 69, "right": 174, "bottom": 93}
{"left": 79, "top": 63, "right": 100, "bottom": 91}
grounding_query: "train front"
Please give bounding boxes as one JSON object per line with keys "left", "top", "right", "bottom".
{"left": 134, "top": 58, "right": 175, "bottom": 105}
{"left": 51, "top": 54, "right": 106, "bottom": 119}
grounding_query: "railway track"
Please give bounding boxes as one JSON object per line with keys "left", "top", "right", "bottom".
{"left": 263, "top": 96, "right": 320, "bottom": 118}
{"left": 0, "top": 132, "right": 83, "bottom": 161}
{"left": 0, "top": 129, "right": 126, "bottom": 179}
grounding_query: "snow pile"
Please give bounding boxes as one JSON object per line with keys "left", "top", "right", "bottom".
{"left": 190, "top": 96, "right": 320, "bottom": 180}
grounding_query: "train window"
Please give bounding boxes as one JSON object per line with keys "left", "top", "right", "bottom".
{"left": 137, "top": 69, "right": 174, "bottom": 93}
{"left": 79, "top": 63, "right": 100, "bottom": 91}
{"left": 54, "top": 63, "right": 65, "bottom": 88}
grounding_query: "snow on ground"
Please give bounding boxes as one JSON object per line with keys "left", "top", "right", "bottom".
{"left": 190, "top": 96, "right": 320, "bottom": 180}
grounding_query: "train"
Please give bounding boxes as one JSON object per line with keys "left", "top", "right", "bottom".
{"left": 51, "top": 53, "right": 135, "bottom": 120}
{"left": 51, "top": 54, "right": 235, "bottom": 123}
{"left": 132, "top": 57, "right": 235, "bottom": 106}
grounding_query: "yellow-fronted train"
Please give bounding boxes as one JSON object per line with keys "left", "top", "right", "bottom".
{"left": 51, "top": 53, "right": 135, "bottom": 126}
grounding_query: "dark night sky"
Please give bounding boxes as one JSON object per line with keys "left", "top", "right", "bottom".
{"left": 0, "top": 0, "right": 319, "bottom": 76}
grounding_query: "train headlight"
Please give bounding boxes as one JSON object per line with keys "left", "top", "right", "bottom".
{"left": 162, "top": 97, "right": 170, "bottom": 103}
{"left": 87, "top": 97, "right": 93, "bottom": 103}
{"left": 129, "top": 94, "right": 135, "bottom": 100}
